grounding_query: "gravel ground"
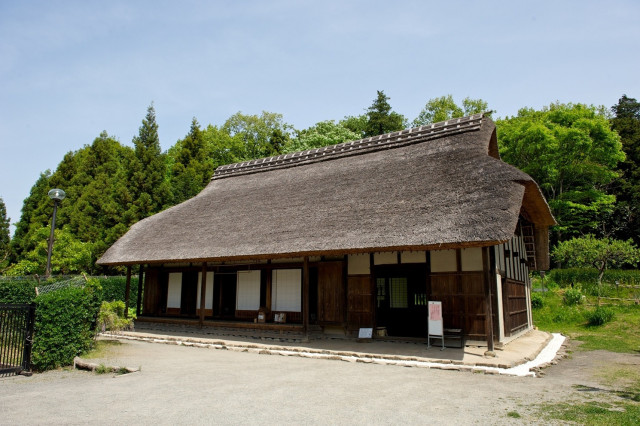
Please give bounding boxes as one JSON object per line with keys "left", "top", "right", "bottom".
{"left": 0, "top": 338, "right": 637, "bottom": 425}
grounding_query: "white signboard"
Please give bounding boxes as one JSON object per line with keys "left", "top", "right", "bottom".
{"left": 428, "top": 301, "right": 443, "bottom": 337}
{"left": 358, "top": 328, "right": 373, "bottom": 339}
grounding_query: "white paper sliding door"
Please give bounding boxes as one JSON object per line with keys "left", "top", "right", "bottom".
{"left": 167, "top": 272, "right": 182, "bottom": 309}
{"left": 196, "top": 271, "right": 214, "bottom": 309}
{"left": 236, "top": 270, "right": 261, "bottom": 310}
{"left": 271, "top": 269, "right": 301, "bottom": 312}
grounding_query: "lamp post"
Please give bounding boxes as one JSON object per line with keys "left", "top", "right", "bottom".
{"left": 45, "top": 188, "right": 66, "bottom": 278}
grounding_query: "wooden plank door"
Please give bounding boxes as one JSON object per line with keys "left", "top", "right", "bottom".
{"left": 317, "top": 262, "right": 345, "bottom": 324}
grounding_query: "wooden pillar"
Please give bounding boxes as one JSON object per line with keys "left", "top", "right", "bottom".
{"left": 266, "top": 261, "right": 272, "bottom": 313}
{"left": 483, "top": 247, "right": 495, "bottom": 352}
{"left": 124, "top": 265, "right": 132, "bottom": 318}
{"left": 303, "top": 256, "right": 309, "bottom": 333}
{"left": 136, "top": 264, "right": 144, "bottom": 317}
{"left": 199, "top": 262, "right": 207, "bottom": 326}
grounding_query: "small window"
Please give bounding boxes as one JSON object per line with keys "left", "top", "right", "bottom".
{"left": 376, "top": 278, "right": 386, "bottom": 308}
{"left": 389, "top": 277, "right": 408, "bottom": 308}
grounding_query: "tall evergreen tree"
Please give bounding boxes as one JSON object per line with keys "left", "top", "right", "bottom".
{"left": 169, "top": 118, "right": 215, "bottom": 204}
{"left": 10, "top": 171, "right": 52, "bottom": 260}
{"left": 363, "top": 91, "right": 406, "bottom": 137}
{"left": 129, "top": 104, "right": 171, "bottom": 220}
{"left": 610, "top": 95, "right": 640, "bottom": 243}
{"left": 0, "top": 197, "right": 10, "bottom": 267}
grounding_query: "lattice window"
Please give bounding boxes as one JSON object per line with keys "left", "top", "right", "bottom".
{"left": 389, "top": 277, "right": 408, "bottom": 308}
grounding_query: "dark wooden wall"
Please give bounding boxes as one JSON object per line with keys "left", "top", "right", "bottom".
{"left": 501, "top": 278, "right": 528, "bottom": 336}
{"left": 430, "top": 272, "right": 488, "bottom": 340}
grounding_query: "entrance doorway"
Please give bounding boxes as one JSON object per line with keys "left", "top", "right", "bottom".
{"left": 374, "top": 265, "right": 428, "bottom": 337}
{"left": 213, "top": 272, "right": 237, "bottom": 318}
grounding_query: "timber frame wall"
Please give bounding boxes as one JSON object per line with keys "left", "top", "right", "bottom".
{"left": 137, "top": 237, "right": 534, "bottom": 346}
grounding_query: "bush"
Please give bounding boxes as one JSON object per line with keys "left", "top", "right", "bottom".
{"left": 586, "top": 307, "right": 615, "bottom": 326}
{"left": 31, "top": 279, "right": 102, "bottom": 371}
{"left": 95, "top": 276, "right": 139, "bottom": 307}
{"left": 563, "top": 288, "right": 584, "bottom": 306}
{"left": 98, "top": 300, "right": 135, "bottom": 332}
{"left": 0, "top": 279, "right": 37, "bottom": 303}
{"left": 531, "top": 293, "right": 544, "bottom": 309}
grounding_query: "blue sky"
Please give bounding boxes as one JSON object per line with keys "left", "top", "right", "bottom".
{"left": 1, "top": 0, "right": 639, "bottom": 234}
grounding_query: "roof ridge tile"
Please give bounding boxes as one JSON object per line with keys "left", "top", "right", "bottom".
{"left": 213, "top": 112, "right": 485, "bottom": 180}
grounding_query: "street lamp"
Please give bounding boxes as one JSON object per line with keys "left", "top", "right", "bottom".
{"left": 45, "top": 188, "right": 66, "bottom": 278}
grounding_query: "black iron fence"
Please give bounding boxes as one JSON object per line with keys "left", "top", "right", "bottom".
{"left": 0, "top": 303, "right": 36, "bottom": 377}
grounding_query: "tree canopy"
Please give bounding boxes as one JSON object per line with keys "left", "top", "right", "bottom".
{"left": 412, "top": 95, "right": 488, "bottom": 127}
{"left": 610, "top": 95, "right": 640, "bottom": 244}
{"left": 497, "top": 103, "right": 624, "bottom": 242}
{"left": 553, "top": 235, "right": 639, "bottom": 304}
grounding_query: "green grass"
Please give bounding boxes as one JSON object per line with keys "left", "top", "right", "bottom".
{"left": 82, "top": 339, "right": 122, "bottom": 359}
{"left": 532, "top": 287, "right": 640, "bottom": 353}
{"left": 539, "top": 401, "right": 640, "bottom": 425}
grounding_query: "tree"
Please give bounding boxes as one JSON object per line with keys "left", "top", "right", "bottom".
{"left": 610, "top": 95, "right": 640, "bottom": 244}
{"left": 363, "top": 91, "right": 406, "bottom": 137}
{"left": 553, "top": 235, "right": 639, "bottom": 305}
{"left": 0, "top": 197, "right": 10, "bottom": 269}
{"left": 412, "top": 95, "right": 489, "bottom": 127}
{"left": 284, "top": 120, "right": 361, "bottom": 153}
{"left": 222, "top": 111, "right": 293, "bottom": 160}
{"left": 4, "top": 226, "right": 93, "bottom": 276}
{"left": 497, "top": 103, "right": 624, "bottom": 243}
{"left": 168, "top": 118, "right": 215, "bottom": 204}
{"left": 129, "top": 104, "right": 172, "bottom": 220}
{"left": 10, "top": 171, "right": 52, "bottom": 260}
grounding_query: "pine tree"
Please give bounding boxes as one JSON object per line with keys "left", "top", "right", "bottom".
{"left": 129, "top": 104, "right": 171, "bottom": 220}
{"left": 169, "top": 118, "right": 215, "bottom": 204}
{"left": 363, "top": 91, "right": 405, "bottom": 137}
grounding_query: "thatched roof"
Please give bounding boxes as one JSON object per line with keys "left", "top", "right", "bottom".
{"left": 98, "top": 114, "right": 555, "bottom": 266}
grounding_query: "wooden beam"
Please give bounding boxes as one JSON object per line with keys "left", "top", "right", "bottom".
{"left": 303, "top": 256, "right": 309, "bottom": 333}
{"left": 483, "top": 247, "right": 495, "bottom": 352}
{"left": 199, "top": 262, "right": 207, "bottom": 326}
{"left": 124, "top": 266, "right": 131, "bottom": 318}
{"left": 136, "top": 264, "right": 144, "bottom": 317}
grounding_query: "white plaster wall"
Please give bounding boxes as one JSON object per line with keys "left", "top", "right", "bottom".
{"left": 374, "top": 252, "right": 398, "bottom": 265}
{"left": 348, "top": 253, "right": 370, "bottom": 275}
{"left": 430, "top": 249, "right": 457, "bottom": 272}
{"left": 401, "top": 251, "right": 427, "bottom": 263}
{"left": 461, "top": 247, "right": 483, "bottom": 271}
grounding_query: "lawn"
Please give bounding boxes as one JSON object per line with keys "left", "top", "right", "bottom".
{"left": 532, "top": 277, "right": 640, "bottom": 353}
{"left": 531, "top": 273, "right": 640, "bottom": 424}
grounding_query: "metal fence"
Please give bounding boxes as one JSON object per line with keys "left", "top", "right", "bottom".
{"left": 0, "top": 303, "right": 36, "bottom": 377}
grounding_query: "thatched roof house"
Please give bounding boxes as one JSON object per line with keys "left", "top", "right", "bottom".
{"left": 99, "top": 113, "right": 554, "bottom": 347}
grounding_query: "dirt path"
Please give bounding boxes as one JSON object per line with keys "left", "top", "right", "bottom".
{"left": 0, "top": 339, "right": 637, "bottom": 425}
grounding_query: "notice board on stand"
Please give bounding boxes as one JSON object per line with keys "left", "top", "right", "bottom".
{"left": 428, "top": 301, "right": 443, "bottom": 338}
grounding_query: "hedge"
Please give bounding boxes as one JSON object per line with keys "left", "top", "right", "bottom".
{"left": 0, "top": 278, "right": 38, "bottom": 303}
{"left": 31, "top": 280, "right": 102, "bottom": 371}
{"left": 98, "top": 276, "right": 139, "bottom": 307}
